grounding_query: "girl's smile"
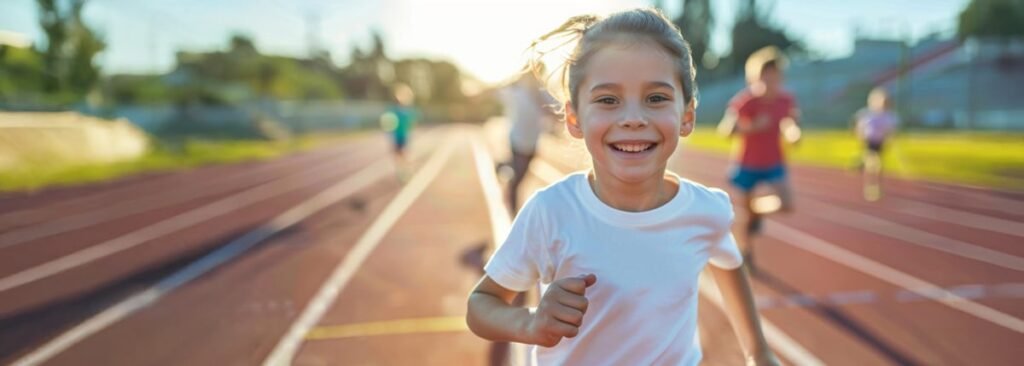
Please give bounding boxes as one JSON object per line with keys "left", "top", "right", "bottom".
{"left": 607, "top": 140, "right": 658, "bottom": 160}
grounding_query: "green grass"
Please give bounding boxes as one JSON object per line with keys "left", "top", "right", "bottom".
{"left": 684, "top": 127, "right": 1024, "bottom": 190}
{"left": 0, "top": 132, "right": 365, "bottom": 192}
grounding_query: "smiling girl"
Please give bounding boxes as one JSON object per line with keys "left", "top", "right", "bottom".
{"left": 466, "top": 8, "right": 777, "bottom": 366}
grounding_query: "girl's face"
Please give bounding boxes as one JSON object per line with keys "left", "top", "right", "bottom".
{"left": 759, "top": 65, "right": 782, "bottom": 92}
{"left": 869, "top": 91, "right": 889, "bottom": 111}
{"left": 565, "top": 40, "right": 695, "bottom": 185}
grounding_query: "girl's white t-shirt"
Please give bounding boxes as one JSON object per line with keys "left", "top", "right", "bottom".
{"left": 485, "top": 171, "right": 744, "bottom": 366}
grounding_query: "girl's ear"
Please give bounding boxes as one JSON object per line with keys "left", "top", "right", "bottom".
{"left": 565, "top": 101, "right": 584, "bottom": 139}
{"left": 679, "top": 99, "right": 696, "bottom": 138}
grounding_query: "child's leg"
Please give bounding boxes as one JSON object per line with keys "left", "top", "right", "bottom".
{"left": 754, "top": 165, "right": 793, "bottom": 215}
{"left": 741, "top": 190, "right": 759, "bottom": 233}
{"left": 863, "top": 142, "right": 883, "bottom": 201}
{"left": 730, "top": 166, "right": 761, "bottom": 271}
{"left": 865, "top": 152, "right": 881, "bottom": 178}
{"left": 729, "top": 167, "right": 761, "bottom": 234}
{"left": 392, "top": 136, "right": 409, "bottom": 182}
{"left": 506, "top": 150, "right": 535, "bottom": 215}
{"left": 737, "top": 166, "right": 789, "bottom": 273}
{"left": 737, "top": 190, "right": 761, "bottom": 272}
{"left": 767, "top": 178, "right": 794, "bottom": 213}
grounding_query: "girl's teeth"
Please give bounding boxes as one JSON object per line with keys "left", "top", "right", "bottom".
{"left": 613, "top": 143, "right": 652, "bottom": 152}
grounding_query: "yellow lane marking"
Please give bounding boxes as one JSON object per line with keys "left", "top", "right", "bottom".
{"left": 305, "top": 316, "right": 469, "bottom": 341}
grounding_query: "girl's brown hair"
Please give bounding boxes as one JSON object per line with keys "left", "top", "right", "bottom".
{"left": 528, "top": 8, "right": 698, "bottom": 112}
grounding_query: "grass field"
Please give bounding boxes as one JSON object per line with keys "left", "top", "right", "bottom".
{"left": 0, "top": 132, "right": 364, "bottom": 192}
{"left": 684, "top": 127, "right": 1024, "bottom": 190}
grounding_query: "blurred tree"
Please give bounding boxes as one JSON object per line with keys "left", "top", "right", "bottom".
{"left": 672, "top": 0, "right": 714, "bottom": 73}
{"left": 428, "top": 61, "right": 462, "bottom": 104}
{"left": 341, "top": 31, "right": 392, "bottom": 100}
{"left": 391, "top": 59, "right": 470, "bottom": 106}
{"left": 958, "top": 0, "right": 1024, "bottom": 40}
{"left": 224, "top": 34, "right": 261, "bottom": 85}
{"left": 92, "top": 29, "right": 484, "bottom": 123}
{"left": 105, "top": 75, "right": 170, "bottom": 105}
{"left": 161, "top": 35, "right": 344, "bottom": 105}
{"left": 725, "top": 0, "right": 800, "bottom": 75}
{"left": 0, "top": 46, "right": 46, "bottom": 103}
{"left": 257, "top": 61, "right": 278, "bottom": 98}
{"left": 229, "top": 34, "right": 258, "bottom": 55}
{"left": 37, "top": 0, "right": 67, "bottom": 94}
{"left": 36, "top": 0, "right": 105, "bottom": 102}
{"left": 67, "top": 0, "right": 105, "bottom": 97}
{"left": 369, "top": 31, "right": 387, "bottom": 59}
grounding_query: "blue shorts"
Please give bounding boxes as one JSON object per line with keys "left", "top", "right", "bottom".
{"left": 392, "top": 134, "right": 408, "bottom": 152}
{"left": 730, "top": 164, "right": 786, "bottom": 192}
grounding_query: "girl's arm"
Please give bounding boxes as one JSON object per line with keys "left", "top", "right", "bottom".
{"left": 781, "top": 107, "right": 802, "bottom": 144}
{"left": 466, "top": 276, "right": 532, "bottom": 342}
{"left": 781, "top": 116, "right": 801, "bottom": 144}
{"left": 467, "top": 274, "right": 596, "bottom": 347}
{"left": 710, "top": 265, "right": 780, "bottom": 366}
{"left": 717, "top": 110, "right": 739, "bottom": 137}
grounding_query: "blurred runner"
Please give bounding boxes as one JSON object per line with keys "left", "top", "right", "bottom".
{"left": 499, "top": 66, "right": 556, "bottom": 214}
{"left": 853, "top": 87, "right": 899, "bottom": 201}
{"left": 380, "top": 83, "right": 418, "bottom": 182}
{"left": 717, "top": 46, "right": 801, "bottom": 272}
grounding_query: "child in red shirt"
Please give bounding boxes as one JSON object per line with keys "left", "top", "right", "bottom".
{"left": 717, "top": 46, "right": 801, "bottom": 271}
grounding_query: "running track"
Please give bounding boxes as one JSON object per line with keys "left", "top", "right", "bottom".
{"left": 0, "top": 122, "right": 1021, "bottom": 365}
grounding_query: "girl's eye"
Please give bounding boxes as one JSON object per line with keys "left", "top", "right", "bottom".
{"left": 595, "top": 96, "right": 618, "bottom": 104}
{"left": 647, "top": 94, "right": 670, "bottom": 103}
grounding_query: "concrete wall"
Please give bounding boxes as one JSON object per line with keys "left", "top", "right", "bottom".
{"left": 0, "top": 112, "right": 150, "bottom": 169}
{"left": 99, "top": 101, "right": 393, "bottom": 135}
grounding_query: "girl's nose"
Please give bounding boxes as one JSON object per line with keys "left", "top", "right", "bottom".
{"left": 618, "top": 109, "right": 648, "bottom": 129}
{"left": 614, "top": 103, "right": 647, "bottom": 129}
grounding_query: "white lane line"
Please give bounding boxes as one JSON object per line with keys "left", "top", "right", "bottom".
{"left": 470, "top": 135, "right": 529, "bottom": 366}
{"left": 470, "top": 137, "right": 511, "bottom": 249}
{"left": 666, "top": 155, "right": 1024, "bottom": 268}
{"left": 799, "top": 199, "right": 1024, "bottom": 271}
{"left": 11, "top": 157, "right": 394, "bottom": 366}
{"left": 0, "top": 142, "right": 381, "bottom": 250}
{"left": 262, "top": 134, "right": 457, "bottom": 366}
{"left": 664, "top": 152, "right": 1024, "bottom": 331}
{"left": 666, "top": 152, "right": 1024, "bottom": 331}
{"left": 916, "top": 183, "right": 1024, "bottom": 216}
{"left": 890, "top": 198, "right": 1024, "bottom": 238}
{"left": 751, "top": 283, "right": 1024, "bottom": 310}
{"left": 0, "top": 148, "right": 381, "bottom": 293}
{"left": 767, "top": 222, "right": 1024, "bottom": 334}
{"left": 528, "top": 158, "right": 825, "bottom": 366}
{"left": 0, "top": 141, "right": 362, "bottom": 230}
{"left": 699, "top": 275, "right": 827, "bottom": 366}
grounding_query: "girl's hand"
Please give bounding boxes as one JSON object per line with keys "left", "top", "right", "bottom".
{"left": 781, "top": 117, "right": 801, "bottom": 145}
{"left": 746, "top": 350, "right": 781, "bottom": 366}
{"left": 522, "top": 274, "right": 597, "bottom": 347}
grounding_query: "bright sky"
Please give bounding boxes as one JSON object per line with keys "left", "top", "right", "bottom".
{"left": 0, "top": 0, "right": 968, "bottom": 84}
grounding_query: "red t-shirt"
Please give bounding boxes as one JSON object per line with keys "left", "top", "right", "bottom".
{"left": 727, "top": 89, "right": 797, "bottom": 169}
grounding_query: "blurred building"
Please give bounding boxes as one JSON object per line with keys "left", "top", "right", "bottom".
{"left": 697, "top": 36, "right": 1024, "bottom": 130}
